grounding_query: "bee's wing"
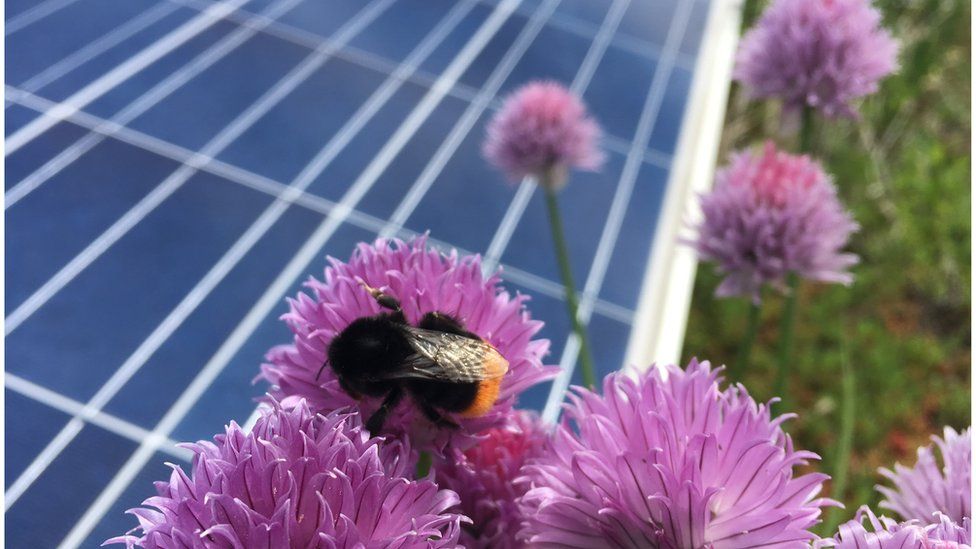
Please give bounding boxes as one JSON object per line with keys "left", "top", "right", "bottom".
{"left": 382, "top": 326, "right": 508, "bottom": 383}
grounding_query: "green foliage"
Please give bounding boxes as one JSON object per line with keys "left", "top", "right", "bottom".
{"left": 682, "top": 0, "right": 970, "bottom": 527}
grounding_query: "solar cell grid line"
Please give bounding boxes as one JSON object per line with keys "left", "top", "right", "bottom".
{"left": 15, "top": 0, "right": 662, "bottom": 178}
{"left": 6, "top": 82, "right": 639, "bottom": 332}
{"left": 2, "top": 0, "right": 466, "bottom": 514}
{"left": 542, "top": 0, "right": 696, "bottom": 423}
{"left": 174, "top": 0, "right": 488, "bottom": 109}
{"left": 194, "top": 0, "right": 697, "bottom": 84}
{"left": 16, "top": 1, "right": 185, "bottom": 96}
{"left": 481, "top": 0, "right": 631, "bottom": 276}
{"left": 5, "top": 86, "right": 635, "bottom": 325}
{"left": 55, "top": 1, "right": 526, "bottom": 544}
{"left": 3, "top": 0, "right": 393, "bottom": 337}
{"left": 195, "top": 0, "right": 684, "bottom": 161}
{"left": 4, "top": 0, "right": 304, "bottom": 209}
{"left": 5, "top": 0, "right": 251, "bottom": 156}
{"left": 179, "top": 0, "right": 684, "bottom": 162}
{"left": 471, "top": 0, "right": 701, "bottom": 75}
{"left": 9, "top": 77, "right": 668, "bottom": 236}
{"left": 156, "top": 0, "right": 657, "bottom": 166}
{"left": 4, "top": 0, "right": 83, "bottom": 36}
{"left": 5, "top": 93, "right": 636, "bottom": 337}
{"left": 410, "top": 231, "right": 638, "bottom": 325}
{"left": 5, "top": 374, "right": 190, "bottom": 463}
{"left": 2, "top": 0, "right": 396, "bottom": 510}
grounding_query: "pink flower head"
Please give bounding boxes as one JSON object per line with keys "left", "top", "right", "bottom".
{"left": 735, "top": 0, "right": 898, "bottom": 119}
{"left": 434, "top": 410, "right": 548, "bottom": 548}
{"left": 107, "top": 401, "right": 465, "bottom": 548}
{"left": 259, "top": 236, "right": 558, "bottom": 455}
{"left": 483, "top": 80, "right": 603, "bottom": 189}
{"left": 816, "top": 506, "right": 971, "bottom": 549}
{"left": 691, "top": 141, "right": 859, "bottom": 302}
{"left": 878, "top": 427, "right": 972, "bottom": 526}
{"left": 518, "top": 359, "right": 835, "bottom": 547}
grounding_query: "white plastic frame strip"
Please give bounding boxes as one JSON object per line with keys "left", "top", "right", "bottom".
{"left": 622, "top": 0, "right": 744, "bottom": 372}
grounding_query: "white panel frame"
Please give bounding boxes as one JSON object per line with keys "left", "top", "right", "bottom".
{"left": 623, "top": 0, "right": 744, "bottom": 371}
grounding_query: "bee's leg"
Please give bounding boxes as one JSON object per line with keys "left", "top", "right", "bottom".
{"left": 417, "top": 401, "right": 459, "bottom": 429}
{"left": 336, "top": 376, "right": 362, "bottom": 399}
{"left": 417, "top": 312, "right": 479, "bottom": 339}
{"left": 365, "top": 387, "right": 403, "bottom": 433}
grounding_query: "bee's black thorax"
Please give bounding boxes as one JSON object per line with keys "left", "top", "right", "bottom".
{"left": 327, "top": 314, "right": 413, "bottom": 397}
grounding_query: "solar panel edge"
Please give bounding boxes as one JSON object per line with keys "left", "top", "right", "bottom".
{"left": 623, "top": 0, "right": 740, "bottom": 372}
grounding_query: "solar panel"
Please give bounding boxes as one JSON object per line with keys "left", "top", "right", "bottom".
{"left": 4, "top": 0, "right": 716, "bottom": 545}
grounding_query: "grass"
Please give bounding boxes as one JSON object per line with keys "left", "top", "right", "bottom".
{"left": 680, "top": 0, "right": 970, "bottom": 532}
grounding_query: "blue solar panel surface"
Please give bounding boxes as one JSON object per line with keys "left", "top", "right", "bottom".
{"left": 4, "top": 0, "right": 710, "bottom": 545}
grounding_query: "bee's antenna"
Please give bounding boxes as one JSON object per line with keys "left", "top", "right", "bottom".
{"left": 358, "top": 279, "right": 383, "bottom": 299}
{"left": 357, "top": 279, "right": 401, "bottom": 312}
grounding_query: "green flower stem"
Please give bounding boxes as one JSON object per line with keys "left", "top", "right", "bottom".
{"left": 799, "top": 105, "right": 815, "bottom": 154}
{"left": 543, "top": 186, "right": 597, "bottom": 389}
{"left": 823, "top": 334, "right": 856, "bottom": 535}
{"left": 774, "top": 273, "right": 799, "bottom": 400}
{"left": 734, "top": 300, "right": 762, "bottom": 373}
{"left": 741, "top": 0, "right": 764, "bottom": 30}
{"left": 774, "top": 106, "right": 814, "bottom": 404}
{"left": 416, "top": 450, "right": 432, "bottom": 478}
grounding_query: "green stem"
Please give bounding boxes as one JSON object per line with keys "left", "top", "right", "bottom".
{"left": 416, "top": 450, "right": 432, "bottom": 478}
{"left": 774, "top": 106, "right": 812, "bottom": 407}
{"left": 544, "top": 187, "right": 597, "bottom": 389}
{"left": 734, "top": 300, "right": 762, "bottom": 374}
{"left": 741, "top": 0, "right": 764, "bottom": 30}
{"left": 799, "top": 105, "right": 815, "bottom": 154}
{"left": 823, "top": 334, "right": 856, "bottom": 535}
{"left": 774, "top": 273, "right": 799, "bottom": 401}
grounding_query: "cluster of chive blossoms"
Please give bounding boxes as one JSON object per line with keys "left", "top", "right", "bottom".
{"left": 519, "top": 359, "right": 835, "bottom": 547}
{"left": 735, "top": 0, "right": 898, "bottom": 118}
{"left": 108, "top": 402, "right": 465, "bottom": 548}
{"left": 259, "top": 236, "right": 557, "bottom": 455}
{"left": 818, "top": 427, "right": 973, "bottom": 548}
{"left": 434, "top": 410, "right": 548, "bottom": 549}
{"left": 483, "top": 80, "right": 604, "bottom": 189}
{"left": 691, "top": 141, "right": 859, "bottom": 303}
{"left": 878, "top": 426, "right": 971, "bottom": 528}
{"left": 818, "top": 507, "right": 970, "bottom": 548}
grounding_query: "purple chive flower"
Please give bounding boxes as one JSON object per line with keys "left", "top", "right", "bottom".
{"left": 691, "top": 141, "right": 859, "bottom": 303}
{"left": 877, "top": 427, "right": 972, "bottom": 526}
{"left": 735, "top": 0, "right": 898, "bottom": 118}
{"left": 107, "top": 401, "right": 465, "bottom": 548}
{"left": 434, "top": 410, "right": 548, "bottom": 548}
{"left": 816, "top": 506, "right": 971, "bottom": 548}
{"left": 483, "top": 80, "right": 604, "bottom": 190}
{"left": 259, "top": 236, "right": 558, "bottom": 454}
{"left": 518, "top": 359, "right": 835, "bottom": 547}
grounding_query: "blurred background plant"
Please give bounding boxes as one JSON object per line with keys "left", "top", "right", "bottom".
{"left": 682, "top": 0, "right": 970, "bottom": 533}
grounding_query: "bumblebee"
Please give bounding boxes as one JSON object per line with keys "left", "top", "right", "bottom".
{"left": 325, "top": 281, "right": 509, "bottom": 433}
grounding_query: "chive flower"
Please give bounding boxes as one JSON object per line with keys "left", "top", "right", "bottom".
{"left": 735, "top": 0, "right": 898, "bottom": 118}
{"left": 107, "top": 402, "right": 465, "bottom": 548}
{"left": 817, "top": 506, "right": 971, "bottom": 548}
{"left": 878, "top": 426, "right": 971, "bottom": 527}
{"left": 518, "top": 359, "right": 835, "bottom": 547}
{"left": 691, "top": 142, "right": 859, "bottom": 303}
{"left": 483, "top": 80, "right": 603, "bottom": 190}
{"left": 434, "top": 410, "right": 548, "bottom": 548}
